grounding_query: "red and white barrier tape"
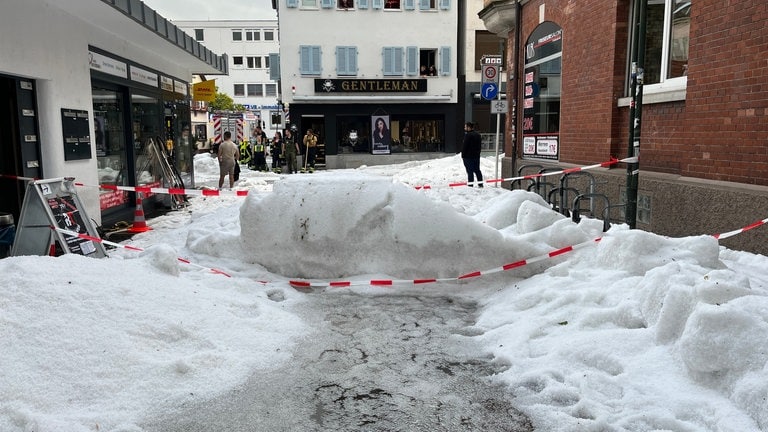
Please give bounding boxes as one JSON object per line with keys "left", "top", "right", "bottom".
{"left": 414, "top": 156, "right": 629, "bottom": 190}
{"left": 713, "top": 217, "right": 768, "bottom": 240}
{"left": 52, "top": 227, "right": 232, "bottom": 277}
{"left": 288, "top": 237, "right": 604, "bottom": 289}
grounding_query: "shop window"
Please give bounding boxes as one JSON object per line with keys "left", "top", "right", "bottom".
{"left": 234, "top": 84, "right": 245, "bottom": 97}
{"left": 522, "top": 21, "right": 562, "bottom": 160}
{"left": 637, "top": 0, "right": 690, "bottom": 86}
{"left": 336, "top": 116, "right": 443, "bottom": 153}
{"left": 338, "top": 0, "right": 354, "bottom": 8}
{"left": 131, "top": 93, "right": 163, "bottom": 190}
{"left": 382, "top": 47, "right": 403, "bottom": 76}
{"left": 93, "top": 87, "right": 129, "bottom": 212}
{"left": 300, "top": 45, "right": 322, "bottom": 75}
{"left": 233, "top": 56, "right": 244, "bottom": 68}
{"left": 232, "top": 29, "right": 243, "bottom": 41}
{"left": 194, "top": 29, "right": 204, "bottom": 41}
{"left": 247, "top": 84, "right": 262, "bottom": 97}
{"left": 336, "top": 46, "right": 358, "bottom": 76}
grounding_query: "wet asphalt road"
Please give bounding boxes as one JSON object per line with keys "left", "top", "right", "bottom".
{"left": 142, "top": 290, "right": 533, "bottom": 431}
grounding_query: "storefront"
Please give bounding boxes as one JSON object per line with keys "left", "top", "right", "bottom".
{"left": 287, "top": 78, "right": 461, "bottom": 169}
{"left": 0, "top": 0, "right": 226, "bottom": 232}
{"left": 90, "top": 48, "right": 196, "bottom": 220}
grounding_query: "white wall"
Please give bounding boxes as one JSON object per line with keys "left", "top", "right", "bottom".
{"left": 0, "top": 0, "right": 199, "bottom": 222}
{"left": 277, "top": 4, "right": 459, "bottom": 104}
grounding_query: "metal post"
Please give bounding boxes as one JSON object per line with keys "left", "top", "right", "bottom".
{"left": 625, "top": 0, "right": 647, "bottom": 228}
{"left": 493, "top": 39, "right": 503, "bottom": 186}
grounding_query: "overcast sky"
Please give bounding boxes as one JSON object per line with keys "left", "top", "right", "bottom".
{"left": 142, "top": 0, "right": 277, "bottom": 21}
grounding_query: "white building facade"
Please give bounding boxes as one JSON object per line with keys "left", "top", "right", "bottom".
{"left": 0, "top": 0, "right": 226, "bottom": 232}
{"left": 274, "top": 0, "right": 461, "bottom": 168}
{"left": 174, "top": 20, "right": 282, "bottom": 137}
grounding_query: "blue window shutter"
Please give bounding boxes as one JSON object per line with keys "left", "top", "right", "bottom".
{"left": 287, "top": 0, "right": 299, "bottom": 7}
{"left": 383, "top": 47, "right": 403, "bottom": 76}
{"left": 439, "top": 0, "right": 450, "bottom": 10}
{"left": 406, "top": 46, "right": 418, "bottom": 76}
{"left": 301, "top": 45, "right": 322, "bottom": 75}
{"left": 440, "top": 46, "right": 451, "bottom": 75}
{"left": 336, "top": 47, "right": 346, "bottom": 75}
{"left": 300, "top": 46, "right": 311, "bottom": 74}
{"left": 404, "top": 0, "right": 416, "bottom": 10}
{"left": 311, "top": 46, "right": 322, "bottom": 74}
{"left": 372, "top": 0, "right": 383, "bottom": 9}
{"left": 358, "top": 0, "right": 368, "bottom": 8}
{"left": 269, "top": 53, "right": 280, "bottom": 80}
{"left": 419, "top": 0, "right": 429, "bottom": 9}
{"left": 321, "top": 0, "right": 334, "bottom": 8}
{"left": 336, "top": 46, "right": 357, "bottom": 76}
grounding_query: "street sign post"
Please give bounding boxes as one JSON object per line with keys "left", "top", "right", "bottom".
{"left": 481, "top": 55, "right": 503, "bottom": 185}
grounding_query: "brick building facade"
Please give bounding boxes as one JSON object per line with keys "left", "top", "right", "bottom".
{"left": 480, "top": 0, "right": 768, "bottom": 254}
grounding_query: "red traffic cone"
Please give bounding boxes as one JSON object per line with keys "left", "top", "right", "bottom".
{"left": 127, "top": 192, "right": 152, "bottom": 233}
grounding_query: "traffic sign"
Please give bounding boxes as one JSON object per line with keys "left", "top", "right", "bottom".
{"left": 482, "top": 64, "right": 498, "bottom": 83}
{"left": 481, "top": 83, "right": 498, "bottom": 100}
{"left": 491, "top": 100, "right": 508, "bottom": 114}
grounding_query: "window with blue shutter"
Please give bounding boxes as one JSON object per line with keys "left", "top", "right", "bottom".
{"left": 321, "top": 0, "right": 334, "bottom": 8}
{"left": 300, "top": 45, "right": 322, "bottom": 75}
{"left": 406, "top": 46, "right": 419, "bottom": 76}
{"left": 382, "top": 47, "right": 403, "bottom": 76}
{"left": 336, "top": 46, "right": 358, "bottom": 76}
{"left": 439, "top": 0, "right": 450, "bottom": 10}
{"left": 287, "top": 0, "right": 299, "bottom": 7}
{"left": 269, "top": 53, "right": 280, "bottom": 81}
{"left": 372, "top": 0, "right": 383, "bottom": 9}
{"left": 440, "top": 46, "right": 451, "bottom": 76}
{"left": 419, "top": 0, "right": 430, "bottom": 10}
{"left": 404, "top": 0, "right": 415, "bottom": 10}
{"left": 358, "top": 0, "right": 369, "bottom": 8}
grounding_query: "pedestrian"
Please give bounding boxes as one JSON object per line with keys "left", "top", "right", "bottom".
{"left": 217, "top": 131, "right": 240, "bottom": 189}
{"left": 303, "top": 128, "right": 318, "bottom": 171}
{"left": 271, "top": 131, "right": 283, "bottom": 172}
{"left": 283, "top": 128, "right": 299, "bottom": 174}
{"left": 460, "top": 122, "right": 483, "bottom": 187}
{"left": 251, "top": 134, "right": 268, "bottom": 171}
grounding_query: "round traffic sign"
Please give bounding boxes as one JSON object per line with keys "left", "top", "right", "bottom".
{"left": 483, "top": 66, "right": 497, "bottom": 81}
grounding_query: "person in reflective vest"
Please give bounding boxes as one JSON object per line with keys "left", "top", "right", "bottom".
{"left": 251, "top": 135, "right": 268, "bottom": 171}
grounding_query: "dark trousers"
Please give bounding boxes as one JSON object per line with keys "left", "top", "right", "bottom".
{"left": 462, "top": 158, "right": 483, "bottom": 187}
{"left": 308, "top": 147, "right": 317, "bottom": 168}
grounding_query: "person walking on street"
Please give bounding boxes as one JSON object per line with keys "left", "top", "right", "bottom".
{"left": 303, "top": 129, "right": 318, "bottom": 171}
{"left": 460, "top": 122, "right": 484, "bottom": 187}
{"left": 218, "top": 131, "right": 240, "bottom": 189}
{"left": 283, "top": 128, "right": 299, "bottom": 174}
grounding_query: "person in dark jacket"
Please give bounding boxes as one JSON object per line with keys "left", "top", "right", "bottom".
{"left": 460, "top": 121, "right": 484, "bottom": 187}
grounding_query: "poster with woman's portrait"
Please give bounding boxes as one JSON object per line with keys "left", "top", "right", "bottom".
{"left": 371, "top": 115, "right": 391, "bottom": 155}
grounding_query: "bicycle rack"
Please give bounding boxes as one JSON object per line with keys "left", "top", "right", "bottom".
{"left": 528, "top": 167, "right": 562, "bottom": 200}
{"left": 510, "top": 164, "right": 543, "bottom": 190}
{"left": 548, "top": 187, "right": 581, "bottom": 216}
{"left": 571, "top": 193, "right": 626, "bottom": 232}
{"left": 559, "top": 171, "right": 599, "bottom": 216}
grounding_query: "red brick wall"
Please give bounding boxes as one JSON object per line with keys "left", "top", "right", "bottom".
{"left": 681, "top": 0, "right": 768, "bottom": 185}
{"left": 513, "top": 0, "right": 768, "bottom": 185}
